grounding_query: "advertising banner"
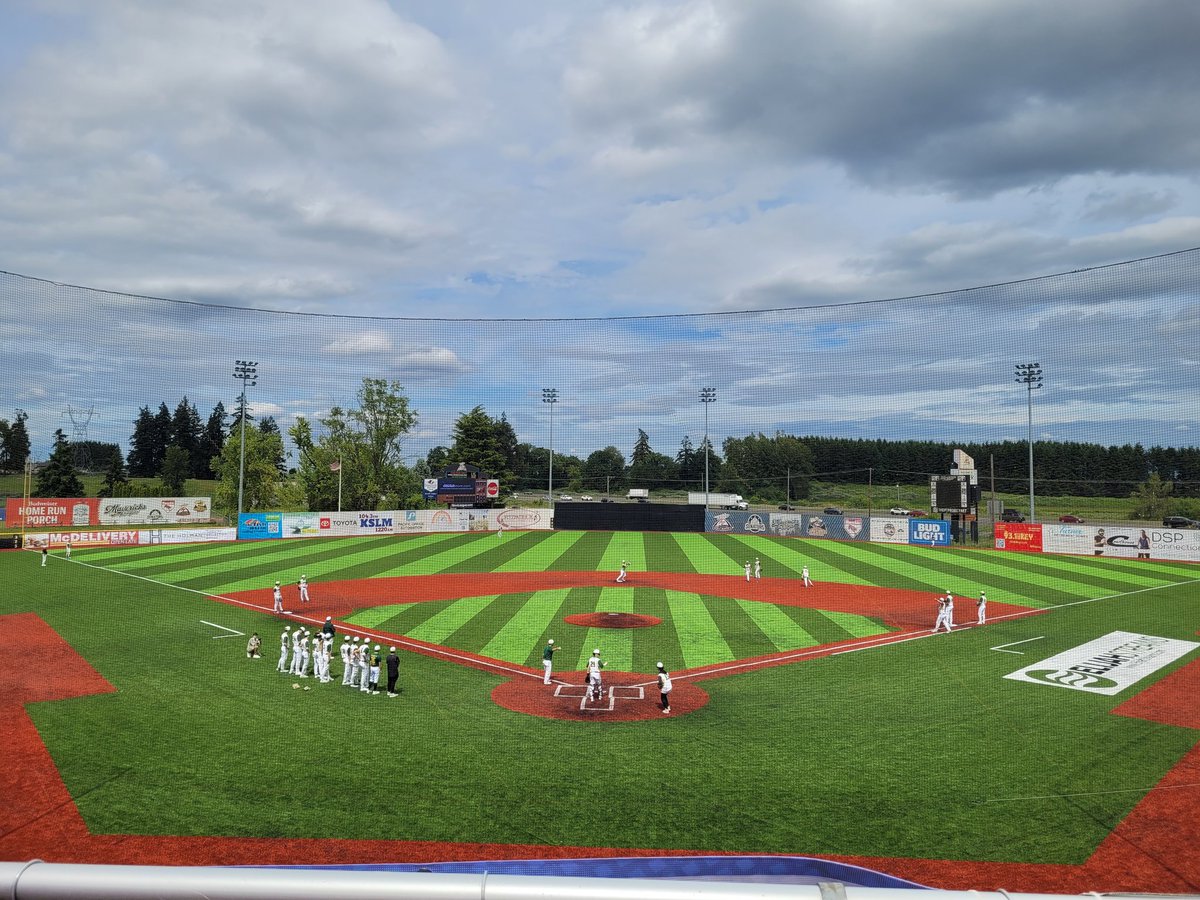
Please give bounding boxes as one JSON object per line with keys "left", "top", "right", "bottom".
{"left": 141, "top": 528, "right": 236, "bottom": 545}
{"left": 8, "top": 498, "right": 98, "bottom": 527}
{"left": 39, "top": 530, "right": 141, "bottom": 548}
{"left": 496, "top": 507, "right": 552, "bottom": 531}
{"left": 995, "top": 523, "right": 1044, "bottom": 553}
{"left": 98, "top": 497, "right": 212, "bottom": 526}
{"left": 908, "top": 518, "right": 951, "bottom": 547}
{"left": 1041, "top": 523, "right": 1200, "bottom": 562}
{"left": 870, "top": 516, "right": 910, "bottom": 544}
{"left": 707, "top": 510, "right": 772, "bottom": 535}
{"left": 1005, "top": 631, "right": 1199, "bottom": 695}
{"left": 238, "top": 512, "right": 283, "bottom": 540}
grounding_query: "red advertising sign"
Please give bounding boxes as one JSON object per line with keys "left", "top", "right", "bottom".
{"left": 486, "top": 479, "right": 499, "bottom": 497}
{"left": 995, "top": 522, "right": 1043, "bottom": 553}
{"left": 8, "top": 498, "right": 99, "bottom": 527}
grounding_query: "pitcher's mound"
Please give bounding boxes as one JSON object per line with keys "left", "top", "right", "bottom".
{"left": 564, "top": 612, "right": 662, "bottom": 628}
{"left": 493, "top": 670, "right": 708, "bottom": 721}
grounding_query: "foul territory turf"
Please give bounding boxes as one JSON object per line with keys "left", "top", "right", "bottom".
{"left": 3, "top": 530, "right": 1200, "bottom": 891}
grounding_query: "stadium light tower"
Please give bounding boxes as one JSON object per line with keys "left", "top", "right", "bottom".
{"left": 233, "top": 360, "right": 259, "bottom": 519}
{"left": 700, "top": 387, "right": 716, "bottom": 508}
{"left": 542, "top": 388, "right": 558, "bottom": 506}
{"left": 1014, "top": 362, "right": 1043, "bottom": 522}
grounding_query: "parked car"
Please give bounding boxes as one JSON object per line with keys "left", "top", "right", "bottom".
{"left": 778, "top": 503, "right": 798, "bottom": 511}
{"left": 558, "top": 494, "right": 573, "bottom": 501}
{"left": 908, "top": 510, "right": 927, "bottom": 518}
{"left": 580, "top": 495, "right": 593, "bottom": 501}
{"left": 823, "top": 506, "right": 843, "bottom": 515}
{"left": 1000, "top": 509, "right": 1025, "bottom": 523}
{"left": 1163, "top": 516, "right": 1200, "bottom": 529}
{"left": 1058, "top": 514, "right": 1085, "bottom": 523}
{"left": 889, "top": 506, "right": 910, "bottom": 516}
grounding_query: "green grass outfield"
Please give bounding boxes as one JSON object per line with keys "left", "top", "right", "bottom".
{"left": 5, "top": 530, "right": 1200, "bottom": 863}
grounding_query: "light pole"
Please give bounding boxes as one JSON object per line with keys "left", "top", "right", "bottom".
{"left": 542, "top": 388, "right": 558, "bottom": 505}
{"left": 232, "top": 360, "right": 258, "bottom": 519}
{"left": 1014, "top": 362, "right": 1043, "bottom": 522}
{"left": 700, "top": 387, "right": 716, "bottom": 508}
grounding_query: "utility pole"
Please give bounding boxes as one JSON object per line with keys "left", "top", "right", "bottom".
{"left": 700, "top": 387, "right": 716, "bottom": 509}
{"left": 232, "top": 360, "right": 259, "bottom": 518}
{"left": 542, "top": 388, "right": 558, "bottom": 507}
{"left": 1014, "top": 363, "right": 1043, "bottom": 522}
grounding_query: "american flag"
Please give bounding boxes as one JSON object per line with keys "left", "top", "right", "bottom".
{"left": 329, "top": 461, "right": 342, "bottom": 472}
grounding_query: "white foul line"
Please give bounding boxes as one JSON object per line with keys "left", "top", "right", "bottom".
{"left": 201, "top": 620, "right": 245, "bottom": 638}
{"left": 989, "top": 635, "right": 1045, "bottom": 654}
{"left": 982, "top": 781, "right": 1200, "bottom": 803}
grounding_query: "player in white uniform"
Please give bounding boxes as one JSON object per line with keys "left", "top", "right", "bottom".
{"left": 801, "top": 565, "right": 813, "bottom": 588}
{"left": 542, "top": 639, "right": 559, "bottom": 685}
{"left": 977, "top": 591, "right": 987, "bottom": 625}
{"left": 272, "top": 581, "right": 284, "bottom": 613}
{"left": 298, "top": 574, "right": 311, "bottom": 603}
{"left": 586, "top": 649, "right": 605, "bottom": 701}
{"left": 277, "top": 626, "right": 291, "bottom": 673}
{"left": 616, "top": 561, "right": 627, "bottom": 583}
{"left": 359, "top": 642, "right": 372, "bottom": 692}
{"left": 932, "top": 595, "right": 953, "bottom": 633}
{"left": 369, "top": 645, "right": 382, "bottom": 694}
{"left": 344, "top": 637, "right": 359, "bottom": 685}
{"left": 944, "top": 591, "right": 956, "bottom": 629}
{"left": 744, "top": 561, "right": 751, "bottom": 582}
{"left": 298, "top": 636, "right": 311, "bottom": 678}
{"left": 754, "top": 558, "right": 761, "bottom": 580}
{"left": 64, "top": 540, "right": 72, "bottom": 560}
{"left": 339, "top": 637, "right": 351, "bottom": 683}
{"left": 656, "top": 662, "right": 673, "bottom": 714}
{"left": 290, "top": 629, "right": 304, "bottom": 674}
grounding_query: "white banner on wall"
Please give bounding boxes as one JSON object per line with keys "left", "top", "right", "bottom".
{"left": 98, "top": 497, "right": 213, "bottom": 526}
{"left": 140, "top": 527, "right": 237, "bottom": 545}
{"left": 1042, "top": 523, "right": 1200, "bottom": 562}
{"left": 869, "top": 516, "right": 910, "bottom": 544}
{"left": 280, "top": 507, "right": 553, "bottom": 538}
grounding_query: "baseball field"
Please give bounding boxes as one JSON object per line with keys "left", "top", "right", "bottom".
{"left": 2, "top": 529, "right": 1199, "bottom": 892}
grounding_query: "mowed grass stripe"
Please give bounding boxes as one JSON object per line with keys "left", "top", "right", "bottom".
{"left": 632, "top": 587, "right": 685, "bottom": 673}
{"left": 552, "top": 531, "right": 614, "bottom": 572}
{"left": 598, "top": 532, "right": 646, "bottom": 574}
{"left": 666, "top": 590, "right": 735, "bottom": 669}
{"left": 442, "top": 530, "right": 558, "bottom": 574}
{"left": 493, "top": 531, "right": 587, "bottom": 573}
{"left": 644, "top": 533, "right": 696, "bottom": 574}
{"left": 481, "top": 589, "right": 572, "bottom": 663}
{"left": 735, "top": 599, "right": 819, "bottom": 651}
{"left": 345, "top": 603, "right": 416, "bottom": 629}
{"left": 95, "top": 534, "right": 370, "bottom": 579}
{"left": 671, "top": 532, "right": 746, "bottom": 575}
{"left": 955, "top": 545, "right": 1188, "bottom": 593}
{"left": 202, "top": 537, "right": 430, "bottom": 594}
{"left": 574, "top": 587, "right": 636, "bottom": 671}
{"left": 377, "top": 534, "right": 511, "bottom": 576}
{"left": 815, "top": 609, "right": 891, "bottom": 638}
{"left": 850, "top": 542, "right": 1121, "bottom": 604}
{"left": 769, "top": 537, "right": 929, "bottom": 591}
{"left": 351, "top": 598, "right": 454, "bottom": 635}
{"left": 731, "top": 534, "right": 881, "bottom": 586}
{"left": 407, "top": 595, "right": 498, "bottom": 643}
{"left": 700, "top": 594, "right": 776, "bottom": 662}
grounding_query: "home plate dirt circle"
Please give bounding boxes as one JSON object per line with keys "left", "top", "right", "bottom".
{"left": 492, "top": 670, "right": 709, "bottom": 722}
{"left": 563, "top": 611, "right": 662, "bottom": 628}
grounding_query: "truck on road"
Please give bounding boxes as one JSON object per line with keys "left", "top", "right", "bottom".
{"left": 626, "top": 488, "right": 650, "bottom": 501}
{"left": 687, "top": 491, "right": 748, "bottom": 510}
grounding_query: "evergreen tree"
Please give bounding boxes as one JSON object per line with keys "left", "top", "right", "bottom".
{"left": 450, "top": 405, "right": 515, "bottom": 484}
{"left": 1, "top": 409, "right": 31, "bottom": 473}
{"left": 195, "top": 402, "right": 227, "bottom": 480}
{"left": 127, "top": 406, "right": 157, "bottom": 477}
{"left": 35, "top": 429, "right": 85, "bottom": 498}
{"left": 150, "top": 402, "right": 173, "bottom": 474}
{"left": 171, "top": 397, "right": 204, "bottom": 478}
{"left": 676, "top": 435, "right": 698, "bottom": 486}
{"left": 98, "top": 448, "right": 132, "bottom": 498}
{"left": 160, "top": 445, "right": 191, "bottom": 496}
{"left": 631, "top": 428, "right": 653, "bottom": 465}
{"left": 258, "top": 416, "right": 288, "bottom": 475}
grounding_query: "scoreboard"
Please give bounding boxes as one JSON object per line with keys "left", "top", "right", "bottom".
{"left": 423, "top": 473, "right": 500, "bottom": 505}
{"left": 930, "top": 475, "right": 970, "bottom": 512}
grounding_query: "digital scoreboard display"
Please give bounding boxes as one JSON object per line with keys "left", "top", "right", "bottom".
{"left": 930, "top": 475, "right": 970, "bottom": 512}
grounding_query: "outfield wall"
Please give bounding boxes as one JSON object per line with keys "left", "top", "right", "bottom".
{"left": 554, "top": 501, "right": 703, "bottom": 532}
{"left": 7, "top": 497, "right": 212, "bottom": 527}
{"left": 707, "top": 511, "right": 953, "bottom": 546}
{"left": 996, "top": 522, "right": 1200, "bottom": 562}
{"left": 237, "top": 508, "right": 553, "bottom": 540}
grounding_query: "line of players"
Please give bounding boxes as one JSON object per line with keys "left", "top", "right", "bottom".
{"left": 275, "top": 621, "right": 400, "bottom": 697}
{"left": 932, "top": 589, "right": 987, "bottom": 633}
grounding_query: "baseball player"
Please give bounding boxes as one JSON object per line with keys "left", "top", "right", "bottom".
{"left": 586, "top": 649, "right": 605, "bottom": 702}
{"left": 801, "top": 565, "right": 812, "bottom": 588}
{"left": 744, "top": 560, "right": 751, "bottom": 582}
{"left": 41, "top": 547, "right": 48, "bottom": 567}
{"left": 542, "top": 639, "right": 560, "bottom": 685}
{"left": 359, "top": 642, "right": 372, "bottom": 693}
{"left": 656, "top": 662, "right": 673, "bottom": 715}
{"left": 299, "top": 574, "right": 311, "bottom": 603}
{"left": 977, "top": 591, "right": 987, "bottom": 625}
{"left": 272, "top": 581, "right": 284, "bottom": 613}
{"left": 339, "top": 636, "right": 351, "bottom": 682}
{"left": 278, "top": 628, "right": 292, "bottom": 672}
{"left": 346, "top": 637, "right": 360, "bottom": 685}
{"left": 616, "top": 560, "right": 627, "bottom": 583}
{"left": 290, "top": 628, "right": 304, "bottom": 674}
{"left": 932, "top": 595, "right": 953, "bottom": 633}
{"left": 369, "top": 645, "right": 382, "bottom": 694}
{"left": 944, "top": 590, "right": 956, "bottom": 629}
{"left": 298, "top": 636, "right": 311, "bottom": 678}
{"left": 246, "top": 632, "right": 262, "bottom": 659}
{"left": 64, "top": 539, "right": 72, "bottom": 560}
{"left": 754, "top": 557, "right": 761, "bottom": 580}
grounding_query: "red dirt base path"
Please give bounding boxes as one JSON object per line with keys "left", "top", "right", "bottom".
{"left": 563, "top": 612, "right": 662, "bottom": 628}
{"left": 492, "top": 669, "right": 707, "bottom": 721}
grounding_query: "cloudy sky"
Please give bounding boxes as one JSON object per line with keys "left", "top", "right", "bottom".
{"left": 2, "top": 0, "right": 1199, "bottom": 467}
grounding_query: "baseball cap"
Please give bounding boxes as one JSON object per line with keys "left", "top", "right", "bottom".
{"left": 325, "top": 616, "right": 332, "bottom": 621}
{"left": 374, "top": 644, "right": 380, "bottom": 650}
{"left": 593, "top": 648, "right": 600, "bottom": 655}
{"left": 547, "top": 639, "right": 554, "bottom": 644}
{"left": 657, "top": 661, "right": 664, "bottom": 669}
{"left": 390, "top": 646, "right": 396, "bottom": 652}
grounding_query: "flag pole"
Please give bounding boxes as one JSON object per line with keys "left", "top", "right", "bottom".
{"left": 337, "top": 460, "right": 342, "bottom": 512}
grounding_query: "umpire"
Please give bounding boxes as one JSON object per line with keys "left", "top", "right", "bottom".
{"left": 386, "top": 647, "right": 401, "bottom": 698}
